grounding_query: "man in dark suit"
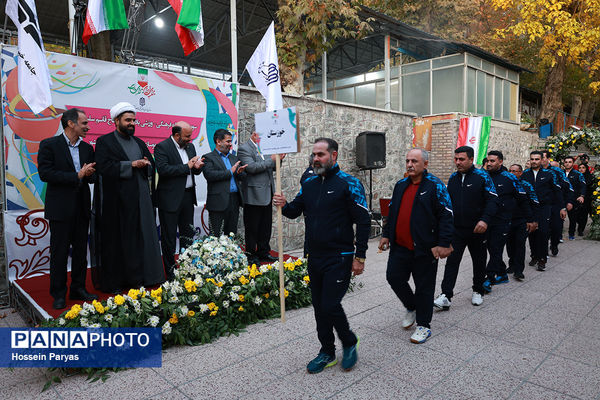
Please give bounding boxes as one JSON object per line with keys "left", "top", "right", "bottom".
{"left": 202, "top": 129, "right": 247, "bottom": 236}
{"left": 238, "top": 131, "right": 285, "bottom": 264}
{"left": 155, "top": 122, "right": 204, "bottom": 280}
{"left": 38, "top": 108, "right": 98, "bottom": 309}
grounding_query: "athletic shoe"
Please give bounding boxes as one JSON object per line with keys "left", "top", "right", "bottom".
{"left": 506, "top": 267, "right": 514, "bottom": 274}
{"left": 401, "top": 310, "right": 416, "bottom": 329}
{"left": 559, "top": 238, "right": 564, "bottom": 243}
{"left": 494, "top": 274, "right": 509, "bottom": 285}
{"left": 537, "top": 260, "right": 546, "bottom": 271}
{"left": 471, "top": 292, "right": 483, "bottom": 306}
{"left": 514, "top": 272, "right": 525, "bottom": 281}
{"left": 569, "top": 236, "right": 575, "bottom": 240}
{"left": 433, "top": 294, "right": 451, "bottom": 310}
{"left": 550, "top": 245, "right": 559, "bottom": 256}
{"left": 410, "top": 326, "right": 432, "bottom": 344}
{"left": 306, "top": 353, "right": 337, "bottom": 374}
{"left": 482, "top": 279, "right": 493, "bottom": 293}
{"left": 528, "top": 258, "right": 538, "bottom": 267}
{"left": 341, "top": 337, "right": 359, "bottom": 371}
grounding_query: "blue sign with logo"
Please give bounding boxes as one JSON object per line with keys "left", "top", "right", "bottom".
{"left": 0, "top": 328, "right": 162, "bottom": 368}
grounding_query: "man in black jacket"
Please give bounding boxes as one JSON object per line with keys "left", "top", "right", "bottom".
{"left": 38, "top": 108, "right": 98, "bottom": 309}
{"left": 155, "top": 122, "right": 204, "bottom": 280}
{"left": 543, "top": 151, "right": 574, "bottom": 256}
{"left": 379, "top": 149, "right": 453, "bottom": 344}
{"left": 273, "top": 138, "right": 369, "bottom": 374}
{"left": 202, "top": 129, "right": 247, "bottom": 236}
{"left": 563, "top": 156, "right": 586, "bottom": 240}
{"left": 484, "top": 150, "right": 533, "bottom": 287}
{"left": 434, "top": 146, "right": 498, "bottom": 310}
{"left": 521, "top": 151, "right": 563, "bottom": 271}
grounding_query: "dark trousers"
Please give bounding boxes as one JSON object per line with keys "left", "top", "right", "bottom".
{"left": 576, "top": 203, "right": 590, "bottom": 235}
{"left": 159, "top": 189, "right": 195, "bottom": 278}
{"left": 208, "top": 192, "right": 240, "bottom": 236}
{"left": 529, "top": 205, "right": 551, "bottom": 262}
{"left": 506, "top": 220, "right": 528, "bottom": 275}
{"left": 386, "top": 244, "right": 438, "bottom": 328}
{"left": 550, "top": 204, "right": 563, "bottom": 247}
{"left": 243, "top": 203, "right": 272, "bottom": 257}
{"left": 308, "top": 254, "right": 357, "bottom": 357}
{"left": 49, "top": 207, "right": 89, "bottom": 300}
{"left": 441, "top": 227, "right": 487, "bottom": 297}
{"left": 486, "top": 223, "right": 510, "bottom": 278}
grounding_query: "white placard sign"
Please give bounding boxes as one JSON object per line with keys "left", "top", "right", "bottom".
{"left": 254, "top": 107, "right": 298, "bottom": 155}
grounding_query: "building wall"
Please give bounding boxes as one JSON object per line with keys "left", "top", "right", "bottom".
{"left": 238, "top": 88, "right": 415, "bottom": 251}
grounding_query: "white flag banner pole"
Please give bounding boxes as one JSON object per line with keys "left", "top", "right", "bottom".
{"left": 245, "top": 21, "right": 283, "bottom": 112}
{"left": 5, "top": 0, "right": 52, "bottom": 114}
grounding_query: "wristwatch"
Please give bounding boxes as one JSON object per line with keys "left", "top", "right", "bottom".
{"left": 354, "top": 257, "right": 366, "bottom": 263}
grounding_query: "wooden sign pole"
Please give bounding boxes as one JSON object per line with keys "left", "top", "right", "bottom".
{"left": 275, "top": 153, "right": 285, "bottom": 322}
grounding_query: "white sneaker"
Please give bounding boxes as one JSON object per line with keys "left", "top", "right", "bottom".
{"left": 471, "top": 292, "right": 483, "bottom": 306}
{"left": 410, "top": 326, "right": 432, "bottom": 344}
{"left": 401, "top": 310, "right": 416, "bottom": 329}
{"left": 433, "top": 294, "right": 451, "bottom": 310}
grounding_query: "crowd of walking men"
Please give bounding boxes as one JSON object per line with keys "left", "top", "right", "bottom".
{"left": 39, "top": 102, "right": 594, "bottom": 374}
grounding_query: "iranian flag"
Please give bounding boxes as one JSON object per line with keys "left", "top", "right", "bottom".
{"left": 167, "top": 0, "right": 205, "bottom": 56}
{"left": 457, "top": 116, "right": 491, "bottom": 164}
{"left": 82, "top": 0, "right": 129, "bottom": 45}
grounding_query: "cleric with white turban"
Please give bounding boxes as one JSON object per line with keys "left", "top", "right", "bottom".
{"left": 109, "top": 101, "right": 136, "bottom": 120}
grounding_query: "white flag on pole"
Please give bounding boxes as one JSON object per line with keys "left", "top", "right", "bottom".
{"left": 5, "top": 0, "right": 52, "bottom": 114}
{"left": 245, "top": 21, "right": 283, "bottom": 112}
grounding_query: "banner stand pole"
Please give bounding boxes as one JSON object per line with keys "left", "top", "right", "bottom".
{"left": 275, "top": 154, "right": 285, "bottom": 322}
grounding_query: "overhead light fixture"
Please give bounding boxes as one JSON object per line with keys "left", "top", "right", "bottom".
{"left": 154, "top": 17, "right": 164, "bottom": 29}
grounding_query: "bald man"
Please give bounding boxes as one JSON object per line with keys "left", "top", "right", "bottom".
{"left": 155, "top": 122, "right": 204, "bottom": 280}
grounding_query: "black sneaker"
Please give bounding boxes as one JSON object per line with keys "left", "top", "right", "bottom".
{"left": 307, "top": 353, "right": 337, "bottom": 374}
{"left": 528, "top": 258, "right": 538, "bottom": 267}
{"left": 514, "top": 272, "right": 525, "bottom": 281}
{"left": 537, "top": 260, "right": 546, "bottom": 271}
{"left": 506, "top": 267, "right": 514, "bottom": 274}
{"left": 550, "top": 246, "right": 558, "bottom": 256}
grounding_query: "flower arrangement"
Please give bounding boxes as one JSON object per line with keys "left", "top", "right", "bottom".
{"left": 43, "top": 235, "right": 313, "bottom": 346}
{"left": 545, "top": 127, "right": 600, "bottom": 240}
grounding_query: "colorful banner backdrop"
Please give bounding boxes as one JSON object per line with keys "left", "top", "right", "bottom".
{"left": 1, "top": 45, "right": 239, "bottom": 281}
{"left": 457, "top": 116, "right": 491, "bottom": 165}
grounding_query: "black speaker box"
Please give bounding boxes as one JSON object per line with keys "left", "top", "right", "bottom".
{"left": 355, "top": 131, "right": 386, "bottom": 170}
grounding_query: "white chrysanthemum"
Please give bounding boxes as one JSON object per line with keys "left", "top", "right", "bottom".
{"left": 288, "top": 281, "right": 295, "bottom": 289}
{"left": 104, "top": 314, "right": 113, "bottom": 323}
{"left": 222, "top": 300, "right": 230, "bottom": 309}
{"left": 80, "top": 317, "right": 89, "bottom": 327}
{"left": 199, "top": 304, "right": 209, "bottom": 313}
{"left": 190, "top": 295, "right": 198, "bottom": 302}
{"left": 168, "top": 295, "right": 179, "bottom": 303}
{"left": 162, "top": 321, "right": 172, "bottom": 334}
{"left": 58, "top": 318, "right": 66, "bottom": 325}
{"left": 214, "top": 286, "right": 222, "bottom": 296}
{"left": 147, "top": 316, "right": 160, "bottom": 327}
{"left": 89, "top": 323, "right": 101, "bottom": 328}
{"left": 232, "top": 285, "right": 241, "bottom": 293}
{"left": 179, "top": 305, "right": 189, "bottom": 317}
{"left": 254, "top": 297, "right": 263, "bottom": 305}
{"left": 229, "top": 291, "right": 238, "bottom": 301}
{"left": 107, "top": 298, "right": 116, "bottom": 310}
{"left": 79, "top": 309, "right": 89, "bottom": 317}
{"left": 152, "top": 300, "right": 160, "bottom": 307}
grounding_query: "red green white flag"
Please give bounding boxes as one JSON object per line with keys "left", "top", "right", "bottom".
{"left": 167, "top": 0, "right": 205, "bottom": 56}
{"left": 457, "top": 116, "right": 491, "bottom": 164}
{"left": 82, "top": 0, "right": 129, "bottom": 45}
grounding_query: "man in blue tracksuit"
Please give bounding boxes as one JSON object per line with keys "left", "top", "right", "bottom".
{"left": 563, "top": 156, "right": 587, "bottom": 240}
{"left": 507, "top": 164, "right": 539, "bottom": 281}
{"left": 434, "top": 146, "right": 498, "bottom": 310}
{"left": 483, "top": 151, "right": 533, "bottom": 288}
{"left": 379, "top": 149, "right": 453, "bottom": 344}
{"left": 521, "top": 151, "right": 563, "bottom": 271}
{"left": 273, "top": 138, "right": 369, "bottom": 374}
{"left": 542, "top": 151, "right": 574, "bottom": 256}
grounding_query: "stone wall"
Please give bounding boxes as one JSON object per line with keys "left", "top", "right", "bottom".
{"left": 238, "top": 88, "right": 415, "bottom": 251}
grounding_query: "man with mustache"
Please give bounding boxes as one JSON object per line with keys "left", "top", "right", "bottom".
{"left": 93, "top": 102, "right": 164, "bottom": 293}
{"left": 273, "top": 138, "right": 369, "bottom": 374}
{"left": 38, "top": 108, "right": 98, "bottom": 309}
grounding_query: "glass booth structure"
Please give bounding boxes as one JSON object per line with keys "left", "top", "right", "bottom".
{"left": 306, "top": 52, "right": 520, "bottom": 123}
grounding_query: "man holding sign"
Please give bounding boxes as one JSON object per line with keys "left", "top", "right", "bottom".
{"left": 273, "top": 138, "right": 370, "bottom": 374}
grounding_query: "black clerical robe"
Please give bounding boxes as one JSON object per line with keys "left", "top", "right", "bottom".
{"left": 93, "top": 130, "right": 164, "bottom": 292}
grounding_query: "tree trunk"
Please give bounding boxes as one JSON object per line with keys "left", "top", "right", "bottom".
{"left": 585, "top": 100, "right": 597, "bottom": 123}
{"left": 571, "top": 95, "right": 582, "bottom": 117}
{"left": 539, "top": 56, "right": 567, "bottom": 123}
{"left": 280, "top": 50, "right": 305, "bottom": 96}
{"left": 87, "top": 31, "right": 112, "bottom": 62}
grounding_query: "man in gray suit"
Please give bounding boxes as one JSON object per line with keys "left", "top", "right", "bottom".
{"left": 238, "top": 132, "right": 286, "bottom": 264}
{"left": 202, "top": 129, "right": 247, "bottom": 236}
{"left": 155, "top": 121, "right": 204, "bottom": 280}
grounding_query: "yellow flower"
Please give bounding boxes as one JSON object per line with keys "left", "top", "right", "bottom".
{"left": 207, "top": 302, "right": 217, "bottom": 310}
{"left": 303, "top": 276, "right": 310, "bottom": 283}
{"left": 238, "top": 306, "right": 244, "bottom": 312}
{"left": 64, "top": 304, "right": 82, "bottom": 319}
{"left": 127, "top": 289, "right": 140, "bottom": 300}
{"left": 239, "top": 276, "right": 250, "bottom": 285}
{"left": 593, "top": 191, "right": 598, "bottom": 196}
{"left": 92, "top": 300, "right": 105, "bottom": 314}
{"left": 216, "top": 281, "right": 224, "bottom": 287}
{"left": 184, "top": 280, "right": 197, "bottom": 293}
{"left": 210, "top": 310, "right": 217, "bottom": 316}
{"left": 169, "top": 313, "right": 179, "bottom": 324}
{"left": 151, "top": 288, "right": 163, "bottom": 303}
{"left": 187, "top": 310, "right": 195, "bottom": 317}
{"left": 284, "top": 289, "right": 289, "bottom": 298}
{"left": 548, "top": 149, "right": 553, "bottom": 153}
{"left": 559, "top": 142, "right": 563, "bottom": 145}
{"left": 238, "top": 294, "right": 245, "bottom": 302}
{"left": 263, "top": 293, "right": 269, "bottom": 298}
{"left": 549, "top": 144, "right": 555, "bottom": 147}
{"left": 114, "top": 295, "right": 125, "bottom": 305}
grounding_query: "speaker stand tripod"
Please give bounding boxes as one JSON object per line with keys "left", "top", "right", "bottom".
{"left": 365, "top": 169, "right": 383, "bottom": 238}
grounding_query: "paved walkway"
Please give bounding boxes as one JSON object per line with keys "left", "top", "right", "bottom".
{"left": 2, "top": 236, "right": 600, "bottom": 399}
